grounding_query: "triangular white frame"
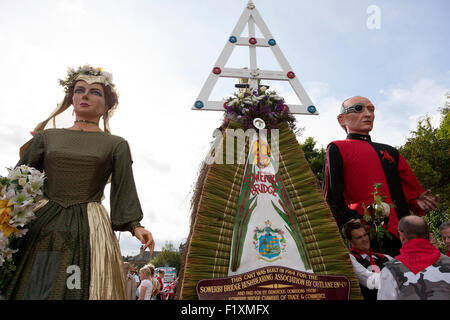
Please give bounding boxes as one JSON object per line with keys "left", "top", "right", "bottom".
{"left": 192, "top": 0, "right": 318, "bottom": 115}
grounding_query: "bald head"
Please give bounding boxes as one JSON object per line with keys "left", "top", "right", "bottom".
{"left": 341, "top": 96, "right": 372, "bottom": 109}
{"left": 337, "top": 96, "right": 375, "bottom": 135}
{"left": 398, "top": 216, "right": 429, "bottom": 243}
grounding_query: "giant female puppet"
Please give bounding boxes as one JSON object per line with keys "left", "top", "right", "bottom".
{"left": 5, "top": 65, "right": 154, "bottom": 300}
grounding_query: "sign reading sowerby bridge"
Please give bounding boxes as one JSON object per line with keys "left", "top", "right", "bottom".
{"left": 196, "top": 266, "right": 350, "bottom": 300}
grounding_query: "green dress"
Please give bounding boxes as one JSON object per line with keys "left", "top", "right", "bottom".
{"left": 6, "top": 128, "right": 144, "bottom": 299}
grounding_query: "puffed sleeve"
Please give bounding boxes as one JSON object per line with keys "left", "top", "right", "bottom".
{"left": 110, "top": 140, "right": 144, "bottom": 235}
{"left": 16, "top": 132, "right": 45, "bottom": 170}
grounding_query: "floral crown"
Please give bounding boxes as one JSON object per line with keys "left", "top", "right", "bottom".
{"left": 58, "top": 64, "right": 115, "bottom": 94}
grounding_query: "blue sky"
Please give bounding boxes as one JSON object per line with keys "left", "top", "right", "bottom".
{"left": 0, "top": 0, "right": 448, "bottom": 256}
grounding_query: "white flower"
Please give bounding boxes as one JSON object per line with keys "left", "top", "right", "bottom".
{"left": 0, "top": 231, "right": 8, "bottom": 251}
{"left": 19, "top": 165, "right": 30, "bottom": 174}
{"left": 14, "top": 228, "right": 29, "bottom": 238}
{"left": 271, "top": 95, "right": 283, "bottom": 101}
{"left": 7, "top": 167, "right": 22, "bottom": 180}
{"left": 4, "top": 248, "right": 17, "bottom": 259}
{"left": 10, "top": 205, "right": 34, "bottom": 227}
{"left": 18, "top": 177, "right": 27, "bottom": 187}
{"left": 12, "top": 191, "right": 32, "bottom": 206}
{"left": 28, "top": 167, "right": 41, "bottom": 176}
{"left": 227, "top": 98, "right": 240, "bottom": 107}
{"left": 260, "top": 86, "right": 267, "bottom": 93}
{"left": 0, "top": 230, "right": 13, "bottom": 266}
{"left": 27, "top": 176, "right": 44, "bottom": 194}
{"left": 102, "top": 71, "right": 113, "bottom": 82}
{"left": 0, "top": 185, "right": 8, "bottom": 199}
{"left": 374, "top": 202, "right": 391, "bottom": 217}
{"left": 1, "top": 187, "right": 15, "bottom": 201}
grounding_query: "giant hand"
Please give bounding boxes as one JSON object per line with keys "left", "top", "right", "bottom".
{"left": 417, "top": 190, "right": 439, "bottom": 212}
{"left": 134, "top": 227, "right": 155, "bottom": 255}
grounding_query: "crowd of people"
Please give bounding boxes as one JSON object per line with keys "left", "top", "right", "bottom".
{"left": 123, "top": 263, "right": 172, "bottom": 300}
{"left": 343, "top": 217, "right": 450, "bottom": 300}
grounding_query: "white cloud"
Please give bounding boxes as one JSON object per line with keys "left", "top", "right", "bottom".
{"left": 378, "top": 78, "right": 446, "bottom": 113}
{"left": 375, "top": 78, "right": 447, "bottom": 146}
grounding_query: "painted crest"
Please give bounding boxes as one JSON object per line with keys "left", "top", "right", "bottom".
{"left": 250, "top": 139, "right": 271, "bottom": 169}
{"left": 253, "top": 220, "right": 286, "bottom": 262}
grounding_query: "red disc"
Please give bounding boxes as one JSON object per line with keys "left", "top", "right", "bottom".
{"left": 287, "top": 71, "right": 295, "bottom": 79}
{"left": 283, "top": 104, "right": 289, "bottom": 111}
{"left": 213, "top": 67, "right": 222, "bottom": 75}
{"left": 223, "top": 102, "right": 228, "bottom": 109}
{"left": 249, "top": 37, "right": 257, "bottom": 45}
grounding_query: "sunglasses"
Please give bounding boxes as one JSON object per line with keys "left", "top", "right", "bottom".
{"left": 341, "top": 103, "right": 365, "bottom": 115}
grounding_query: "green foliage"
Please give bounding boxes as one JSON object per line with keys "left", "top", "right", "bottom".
{"left": 363, "top": 183, "right": 393, "bottom": 241}
{"left": 424, "top": 206, "right": 450, "bottom": 249}
{"left": 436, "top": 94, "right": 450, "bottom": 141}
{"left": 148, "top": 241, "right": 181, "bottom": 272}
{"left": 300, "top": 137, "right": 325, "bottom": 183}
{"left": 399, "top": 118, "right": 448, "bottom": 194}
{"left": 399, "top": 94, "right": 450, "bottom": 251}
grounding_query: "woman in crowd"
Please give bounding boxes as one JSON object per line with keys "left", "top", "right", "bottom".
{"left": 138, "top": 264, "right": 157, "bottom": 300}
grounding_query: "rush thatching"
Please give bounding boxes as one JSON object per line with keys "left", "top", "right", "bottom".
{"left": 177, "top": 120, "right": 362, "bottom": 300}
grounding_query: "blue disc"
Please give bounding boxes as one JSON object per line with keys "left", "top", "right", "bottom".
{"left": 268, "top": 38, "right": 276, "bottom": 46}
{"left": 194, "top": 100, "right": 204, "bottom": 109}
{"left": 229, "top": 36, "right": 237, "bottom": 43}
{"left": 307, "top": 105, "right": 317, "bottom": 113}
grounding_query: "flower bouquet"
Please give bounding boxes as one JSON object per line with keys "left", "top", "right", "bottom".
{"left": 223, "top": 86, "right": 296, "bottom": 130}
{"left": 363, "top": 183, "right": 394, "bottom": 241}
{"left": 0, "top": 165, "right": 45, "bottom": 293}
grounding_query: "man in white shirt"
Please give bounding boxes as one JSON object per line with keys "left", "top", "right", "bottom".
{"left": 342, "top": 219, "right": 393, "bottom": 300}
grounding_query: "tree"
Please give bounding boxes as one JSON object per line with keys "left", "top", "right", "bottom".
{"left": 399, "top": 92, "right": 450, "bottom": 249}
{"left": 148, "top": 241, "right": 181, "bottom": 272}
{"left": 301, "top": 137, "right": 326, "bottom": 184}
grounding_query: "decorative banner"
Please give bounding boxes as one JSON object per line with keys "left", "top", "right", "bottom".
{"left": 178, "top": 121, "right": 363, "bottom": 300}
{"left": 229, "top": 132, "right": 312, "bottom": 275}
{"left": 197, "top": 266, "right": 350, "bottom": 300}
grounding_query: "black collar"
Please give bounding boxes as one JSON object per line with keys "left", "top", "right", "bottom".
{"left": 347, "top": 133, "right": 372, "bottom": 142}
